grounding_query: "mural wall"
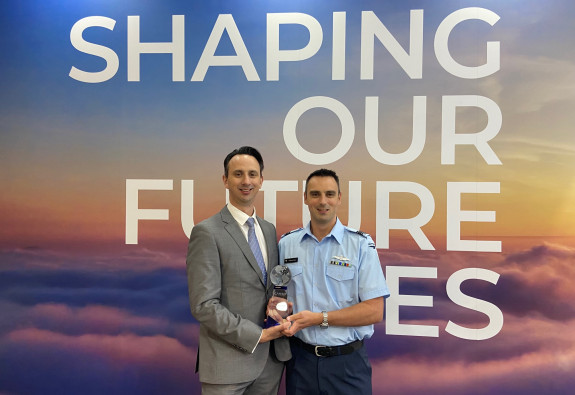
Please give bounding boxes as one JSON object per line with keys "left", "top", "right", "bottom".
{"left": 1, "top": 1, "right": 575, "bottom": 393}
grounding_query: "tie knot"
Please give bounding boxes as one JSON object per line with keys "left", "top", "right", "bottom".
{"left": 246, "top": 217, "right": 255, "bottom": 228}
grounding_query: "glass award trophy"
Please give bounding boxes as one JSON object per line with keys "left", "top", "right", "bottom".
{"left": 264, "top": 265, "right": 292, "bottom": 328}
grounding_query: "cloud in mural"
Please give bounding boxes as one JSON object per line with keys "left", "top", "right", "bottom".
{"left": 0, "top": 249, "right": 200, "bottom": 394}
{"left": 371, "top": 327, "right": 575, "bottom": 395}
{"left": 2, "top": 241, "right": 575, "bottom": 394}
{"left": 0, "top": 250, "right": 191, "bottom": 325}
{"left": 0, "top": 328, "right": 199, "bottom": 394}
{"left": 365, "top": 242, "right": 575, "bottom": 394}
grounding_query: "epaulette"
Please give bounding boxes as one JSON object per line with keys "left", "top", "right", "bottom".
{"left": 346, "top": 227, "right": 376, "bottom": 248}
{"left": 281, "top": 228, "right": 303, "bottom": 238}
{"left": 345, "top": 227, "right": 370, "bottom": 238}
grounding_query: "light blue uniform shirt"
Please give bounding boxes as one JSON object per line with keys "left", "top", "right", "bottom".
{"left": 279, "top": 218, "right": 390, "bottom": 346}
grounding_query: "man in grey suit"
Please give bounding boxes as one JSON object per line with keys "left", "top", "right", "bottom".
{"left": 186, "top": 146, "right": 291, "bottom": 394}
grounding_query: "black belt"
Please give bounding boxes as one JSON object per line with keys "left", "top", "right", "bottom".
{"left": 291, "top": 337, "right": 363, "bottom": 357}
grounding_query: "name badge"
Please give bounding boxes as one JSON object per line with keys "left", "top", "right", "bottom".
{"left": 284, "top": 257, "right": 298, "bottom": 264}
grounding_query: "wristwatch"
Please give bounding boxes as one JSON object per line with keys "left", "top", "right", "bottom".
{"left": 320, "top": 311, "right": 329, "bottom": 329}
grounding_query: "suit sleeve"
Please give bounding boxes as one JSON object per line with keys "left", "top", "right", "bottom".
{"left": 186, "top": 223, "right": 263, "bottom": 352}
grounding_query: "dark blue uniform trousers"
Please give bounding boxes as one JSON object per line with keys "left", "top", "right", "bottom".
{"left": 286, "top": 337, "right": 372, "bottom": 395}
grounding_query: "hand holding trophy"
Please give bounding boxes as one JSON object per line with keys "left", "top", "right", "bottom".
{"left": 265, "top": 265, "right": 292, "bottom": 328}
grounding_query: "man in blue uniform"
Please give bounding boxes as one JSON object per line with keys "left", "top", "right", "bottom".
{"left": 278, "top": 168, "right": 390, "bottom": 395}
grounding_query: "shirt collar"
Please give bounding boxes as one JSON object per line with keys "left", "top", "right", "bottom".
{"left": 302, "top": 218, "right": 344, "bottom": 244}
{"left": 227, "top": 203, "right": 257, "bottom": 226}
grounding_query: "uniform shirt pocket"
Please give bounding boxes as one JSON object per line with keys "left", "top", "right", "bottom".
{"left": 286, "top": 264, "right": 303, "bottom": 277}
{"left": 325, "top": 265, "right": 356, "bottom": 307}
{"left": 326, "top": 264, "right": 355, "bottom": 281}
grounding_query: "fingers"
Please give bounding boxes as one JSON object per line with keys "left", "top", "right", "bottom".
{"left": 275, "top": 321, "right": 290, "bottom": 336}
{"left": 284, "top": 321, "right": 300, "bottom": 336}
{"left": 285, "top": 310, "right": 316, "bottom": 335}
{"left": 287, "top": 312, "right": 301, "bottom": 322}
{"left": 280, "top": 321, "right": 294, "bottom": 337}
{"left": 284, "top": 315, "right": 302, "bottom": 336}
{"left": 262, "top": 321, "right": 290, "bottom": 342}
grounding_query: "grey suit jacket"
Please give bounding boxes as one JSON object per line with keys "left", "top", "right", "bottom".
{"left": 186, "top": 206, "right": 291, "bottom": 384}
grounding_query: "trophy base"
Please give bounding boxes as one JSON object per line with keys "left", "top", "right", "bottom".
{"left": 264, "top": 315, "right": 281, "bottom": 328}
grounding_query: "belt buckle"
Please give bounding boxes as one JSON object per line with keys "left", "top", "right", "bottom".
{"left": 314, "top": 345, "right": 325, "bottom": 357}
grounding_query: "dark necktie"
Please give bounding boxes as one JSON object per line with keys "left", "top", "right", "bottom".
{"left": 246, "top": 217, "right": 267, "bottom": 286}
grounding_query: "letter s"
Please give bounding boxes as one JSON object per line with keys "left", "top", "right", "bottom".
{"left": 69, "top": 16, "right": 119, "bottom": 83}
{"left": 446, "top": 268, "right": 503, "bottom": 340}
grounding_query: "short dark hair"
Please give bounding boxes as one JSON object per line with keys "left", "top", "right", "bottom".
{"left": 305, "top": 168, "right": 340, "bottom": 195}
{"left": 223, "top": 146, "right": 264, "bottom": 177}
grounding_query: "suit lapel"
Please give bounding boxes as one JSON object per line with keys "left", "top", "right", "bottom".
{"left": 220, "top": 207, "right": 266, "bottom": 287}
